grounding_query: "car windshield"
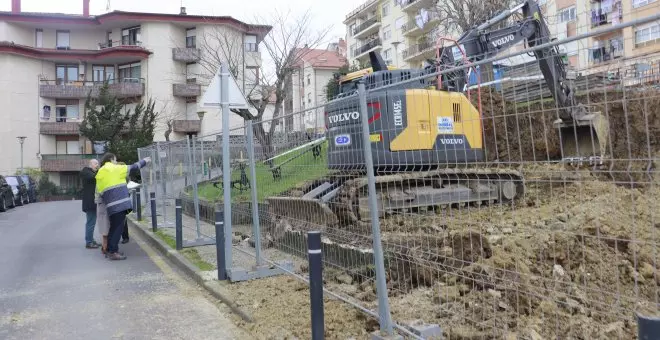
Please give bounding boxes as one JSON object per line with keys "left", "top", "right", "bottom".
{"left": 20, "top": 176, "right": 30, "bottom": 187}
{"left": 5, "top": 177, "right": 18, "bottom": 186}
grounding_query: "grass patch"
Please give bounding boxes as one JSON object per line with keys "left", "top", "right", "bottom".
{"left": 197, "top": 141, "right": 330, "bottom": 203}
{"left": 154, "top": 229, "right": 215, "bottom": 271}
{"left": 155, "top": 229, "right": 176, "bottom": 249}
{"left": 181, "top": 248, "right": 216, "bottom": 271}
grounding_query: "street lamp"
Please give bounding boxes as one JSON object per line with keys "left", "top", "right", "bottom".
{"left": 17, "top": 136, "right": 27, "bottom": 174}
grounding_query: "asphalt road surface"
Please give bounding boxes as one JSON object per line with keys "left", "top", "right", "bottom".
{"left": 0, "top": 200, "right": 250, "bottom": 340}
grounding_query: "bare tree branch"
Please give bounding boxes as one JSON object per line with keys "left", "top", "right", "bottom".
{"left": 195, "top": 7, "right": 332, "bottom": 159}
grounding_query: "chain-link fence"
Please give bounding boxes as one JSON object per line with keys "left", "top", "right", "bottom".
{"left": 136, "top": 8, "right": 660, "bottom": 338}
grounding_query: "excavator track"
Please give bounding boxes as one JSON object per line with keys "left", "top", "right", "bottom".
{"left": 266, "top": 168, "right": 525, "bottom": 229}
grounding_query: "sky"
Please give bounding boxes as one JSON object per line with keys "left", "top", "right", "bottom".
{"left": 0, "top": 0, "right": 354, "bottom": 43}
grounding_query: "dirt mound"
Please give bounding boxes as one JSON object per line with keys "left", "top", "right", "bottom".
{"left": 475, "top": 87, "right": 660, "bottom": 184}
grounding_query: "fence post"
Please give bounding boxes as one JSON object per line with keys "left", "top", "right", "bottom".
{"left": 220, "top": 62, "right": 233, "bottom": 271}
{"left": 357, "top": 81, "right": 395, "bottom": 337}
{"left": 215, "top": 210, "right": 227, "bottom": 281}
{"left": 307, "top": 231, "right": 324, "bottom": 340}
{"left": 187, "top": 136, "right": 202, "bottom": 239}
{"left": 136, "top": 190, "right": 142, "bottom": 221}
{"left": 245, "top": 120, "right": 262, "bottom": 266}
{"left": 150, "top": 192, "right": 157, "bottom": 232}
{"left": 175, "top": 198, "right": 183, "bottom": 250}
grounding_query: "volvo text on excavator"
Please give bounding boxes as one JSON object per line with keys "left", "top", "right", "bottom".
{"left": 266, "top": 0, "right": 609, "bottom": 227}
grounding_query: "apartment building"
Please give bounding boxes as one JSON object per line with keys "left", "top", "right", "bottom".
{"left": 0, "top": 0, "right": 271, "bottom": 187}
{"left": 344, "top": 0, "right": 445, "bottom": 70}
{"left": 283, "top": 45, "right": 347, "bottom": 133}
{"left": 344, "top": 0, "right": 660, "bottom": 78}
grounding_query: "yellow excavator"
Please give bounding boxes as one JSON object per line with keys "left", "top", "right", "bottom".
{"left": 267, "top": 0, "right": 609, "bottom": 227}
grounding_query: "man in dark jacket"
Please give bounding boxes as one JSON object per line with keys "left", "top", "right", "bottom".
{"left": 80, "top": 159, "right": 101, "bottom": 249}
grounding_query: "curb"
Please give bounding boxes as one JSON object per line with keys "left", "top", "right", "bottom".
{"left": 126, "top": 216, "right": 254, "bottom": 323}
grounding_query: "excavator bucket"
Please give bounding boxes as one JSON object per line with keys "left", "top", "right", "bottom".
{"left": 554, "top": 111, "right": 610, "bottom": 166}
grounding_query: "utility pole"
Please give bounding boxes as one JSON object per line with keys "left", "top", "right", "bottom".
{"left": 17, "top": 136, "right": 27, "bottom": 174}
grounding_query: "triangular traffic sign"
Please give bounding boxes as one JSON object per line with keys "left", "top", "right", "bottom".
{"left": 201, "top": 66, "right": 249, "bottom": 109}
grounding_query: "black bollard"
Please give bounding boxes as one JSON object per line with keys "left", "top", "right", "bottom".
{"left": 136, "top": 191, "right": 142, "bottom": 221}
{"left": 150, "top": 192, "right": 157, "bottom": 232}
{"left": 175, "top": 198, "right": 183, "bottom": 250}
{"left": 215, "top": 211, "right": 227, "bottom": 281}
{"left": 638, "top": 313, "right": 660, "bottom": 339}
{"left": 307, "top": 231, "right": 324, "bottom": 340}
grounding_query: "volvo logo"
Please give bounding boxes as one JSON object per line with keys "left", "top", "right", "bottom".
{"left": 440, "top": 138, "right": 464, "bottom": 145}
{"left": 491, "top": 34, "right": 515, "bottom": 48}
{"left": 328, "top": 111, "right": 360, "bottom": 123}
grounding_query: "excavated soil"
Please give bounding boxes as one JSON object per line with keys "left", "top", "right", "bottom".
{"left": 318, "top": 165, "right": 660, "bottom": 339}
{"left": 476, "top": 87, "right": 660, "bottom": 184}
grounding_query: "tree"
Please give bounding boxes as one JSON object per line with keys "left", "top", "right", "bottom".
{"left": 198, "top": 8, "right": 332, "bottom": 160}
{"left": 80, "top": 83, "right": 159, "bottom": 165}
{"left": 430, "top": 0, "right": 516, "bottom": 82}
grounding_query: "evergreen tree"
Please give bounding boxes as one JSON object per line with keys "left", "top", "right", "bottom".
{"left": 80, "top": 83, "right": 158, "bottom": 165}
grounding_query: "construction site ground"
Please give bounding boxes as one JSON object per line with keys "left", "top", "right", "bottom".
{"left": 171, "top": 87, "right": 660, "bottom": 338}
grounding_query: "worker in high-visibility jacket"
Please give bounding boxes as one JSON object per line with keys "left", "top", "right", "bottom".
{"left": 96, "top": 153, "right": 151, "bottom": 261}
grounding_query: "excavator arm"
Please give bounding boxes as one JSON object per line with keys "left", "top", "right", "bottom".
{"left": 436, "top": 0, "right": 609, "bottom": 162}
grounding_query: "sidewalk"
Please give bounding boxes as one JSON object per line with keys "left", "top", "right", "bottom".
{"left": 142, "top": 209, "right": 306, "bottom": 275}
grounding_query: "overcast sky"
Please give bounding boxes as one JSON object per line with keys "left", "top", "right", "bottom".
{"left": 1, "top": 0, "right": 352, "bottom": 43}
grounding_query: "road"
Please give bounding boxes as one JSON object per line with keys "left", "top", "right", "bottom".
{"left": 0, "top": 200, "right": 251, "bottom": 340}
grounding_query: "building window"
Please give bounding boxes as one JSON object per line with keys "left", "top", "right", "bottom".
{"left": 118, "top": 62, "right": 141, "bottom": 82}
{"left": 55, "top": 99, "right": 80, "bottom": 122}
{"left": 307, "top": 74, "right": 311, "bottom": 85}
{"left": 121, "top": 26, "right": 141, "bottom": 45}
{"left": 186, "top": 28, "right": 196, "bottom": 48}
{"left": 635, "top": 22, "right": 660, "bottom": 45}
{"left": 56, "top": 30, "right": 70, "bottom": 49}
{"left": 383, "top": 25, "right": 392, "bottom": 41}
{"left": 35, "top": 29, "right": 43, "bottom": 48}
{"left": 559, "top": 6, "right": 576, "bottom": 23}
{"left": 92, "top": 65, "right": 115, "bottom": 84}
{"left": 245, "top": 35, "right": 258, "bottom": 52}
{"left": 56, "top": 65, "right": 79, "bottom": 84}
{"left": 633, "top": 0, "right": 657, "bottom": 8}
{"left": 383, "top": 48, "right": 392, "bottom": 60}
{"left": 395, "top": 16, "right": 406, "bottom": 30}
{"left": 349, "top": 23, "right": 356, "bottom": 37}
{"left": 382, "top": 3, "right": 390, "bottom": 16}
{"left": 56, "top": 136, "right": 81, "bottom": 156}
{"left": 246, "top": 66, "right": 259, "bottom": 86}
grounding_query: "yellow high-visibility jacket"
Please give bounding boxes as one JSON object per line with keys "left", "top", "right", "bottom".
{"left": 95, "top": 159, "right": 147, "bottom": 216}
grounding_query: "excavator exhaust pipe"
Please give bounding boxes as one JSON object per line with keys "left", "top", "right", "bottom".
{"left": 554, "top": 111, "right": 610, "bottom": 167}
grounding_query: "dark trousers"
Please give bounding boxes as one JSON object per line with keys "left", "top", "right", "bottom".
{"left": 108, "top": 211, "right": 128, "bottom": 253}
{"left": 122, "top": 219, "right": 129, "bottom": 240}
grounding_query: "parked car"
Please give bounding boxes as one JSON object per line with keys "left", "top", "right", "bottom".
{"left": 0, "top": 175, "right": 15, "bottom": 212}
{"left": 20, "top": 175, "right": 37, "bottom": 203}
{"left": 5, "top": 176, "right": 28, "bottom": 206}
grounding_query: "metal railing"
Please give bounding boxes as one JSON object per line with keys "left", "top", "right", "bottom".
{"left": 135, "top": 10, "right": 660, "bottom": 338}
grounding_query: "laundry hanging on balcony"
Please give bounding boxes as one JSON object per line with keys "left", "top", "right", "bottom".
{"left": 416, "top": 8, "right": 429, "bottom": 29}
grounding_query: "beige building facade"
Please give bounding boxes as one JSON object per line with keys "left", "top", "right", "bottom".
{"left": 0, "top": 0, "right": 271, "bottom": 188}
{"left": 344, "top": 0, "right": 660, "bottom": 76}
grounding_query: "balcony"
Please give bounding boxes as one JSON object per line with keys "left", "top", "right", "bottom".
{"left": 172, "top": 120, "right": 201, "bottom": 133}
{"left": 590, "top": 9, "right": 623, "bottom": 28}
{"left": 401, "top": 12, "right": 440, "bottom": 37}
{"left": 352, "top": 16, "right": 381, "bottom": 40}
{"left": 351, "top": 38, "right": 383, "bottom": 60}
{"left": 402, "top": 40, "right": 435, "bottom": 61}
{"left": 173, "top": 83, "right": 201, "bottom": 97}
{"left": 401, "top": 0, "right": 434, "bottom": 13}
{"left": 40, "top": 80, "right": 145, "bottom": 99}
{"left": 345, "top": 0, "right": 379, "bottom": 23}
{"left": 172, "top": 47, "right": 201, "bottom": 63}
{"left": 41, "top": 154, "right": 98, "bottom": 172}
{"left": 40, "top": 122, "right": 80, "bottom": 135}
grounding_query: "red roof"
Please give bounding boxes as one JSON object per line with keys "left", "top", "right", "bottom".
{"left": 292, "top": 48, "right": 347, "bottom": 70}
{"left": 0, "top": 10, "right": 272, "bottom": 37}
